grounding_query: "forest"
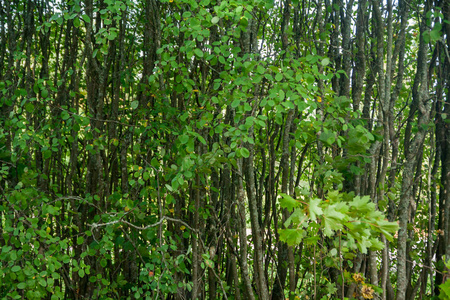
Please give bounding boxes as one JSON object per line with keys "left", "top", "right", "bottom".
{"left": 0, "top": 0, "right": 449, "bottom": 299}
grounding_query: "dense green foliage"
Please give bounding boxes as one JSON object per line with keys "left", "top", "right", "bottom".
{"left": 0, "top": 0, "right": 449, "bottom": 299}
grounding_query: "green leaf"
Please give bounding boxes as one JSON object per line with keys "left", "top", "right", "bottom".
{"left": 319, "top": 130, "right": 335, "bottom": 146}
{"left": 357, "top": 236, "right": 370, "bottom": 254}
{"left": 39, "top": 277, "right": 47, "bottom": 287}
{"left": 108, "top": 31, "right": 118, "bottom": 40}
{"left": 284, "top": 208, "right": 306, "bottom": 228}
{"left": 430, "top": 23, "right": 442, "bottom": 42}
{"left": 278, "top": 89, "right": 285, "bottom": 100}
{"left": 279, "top": 193, "right": 299, "bottom": 211}
{"left": 375, "top": 219, "right": 399, "bottom": 242}
{"left": 423, "top": 31, "right": 430, "bottom": 43}
{"left": 231, "top": 99, "right": 241, "bottom": 108}
{"left": 326, "top": 282, "right": 338, "bottom": 295}
{"left": 279, "top": 228, "right": 304, "bottom": 246}
{"left": 349, "top": 195, "right": 372, "bottom": 212}
{"left": 151, "top": 158, "right": 160, "bottom": 168}
{"left": 211, "top": 16, "right": 219, "bottom": 24}
{"left": 240, "top": 17, "right": 248, "bottom": 28}
{"left": 439, "top": 279, "right": 450, "bottom": 299}
{"left": 100, "top": 259, "right": 107, "bottom": 268}
{"left": 323, "top": 206, "right": 346, "bottom": 236}
{"left": 309, "top": 198, "right": 323, "bottom": 221}
{"left": 194, "top": 48, "right": 204, "bottom": 58}
{"left": 17, "top": 282, "right": 27, "bottom": 289}
{"left": 275, "top": 73, "right": 283, "bottom": 81}
{"left": 180, "top": 134, "right": 189, "bottom": 145}
{"left": 131, "top": 100, "right": 139, "bottom": 109}
{"left": 240, "top": 147, "right": 250, "bottom": 158}
{"left": 186, "top": 139, "right": 195, "bottom": 153}
{"left": 197, "top": 135, "right": 207, "bottom": 145}
{"left": 165, "top": 184, "right": 173, "bottom": 192}
{"left": 321, "top": 57, "right": 330, "bottom": 66}
{"left": 11, "top": 265, "right": 21, "bottom": 272}
{"left": 257, "top": 65, "right": 265, "bottom": 74}
{"left": 324, "top": 204, "right": 346, "bottom": 221}
{"left": 25, "top": 103, "right": 35, "bottom": 113}
{"left": 304, "top": 235, "right": 320, "bottom": 245}
{"left": 369, "top": 238, "right": 385, "bottom": 251}
{"left": 74, "top": 18, "right": 80, "bottom": 27}
{"left": 82, "top": 14, "right": 91, "bottom": 23}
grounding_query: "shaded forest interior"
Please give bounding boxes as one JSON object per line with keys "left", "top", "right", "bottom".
{"left": 0, "top": 0, "right": 450, "bottom": 299}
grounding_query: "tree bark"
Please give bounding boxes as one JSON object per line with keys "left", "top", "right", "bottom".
{"left": 396, "top": 4, "right": 431, "bottom": 297}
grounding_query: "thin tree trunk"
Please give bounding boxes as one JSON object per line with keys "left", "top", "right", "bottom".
{"left": 244, "top": 127, "right": 270, "bottom": 300}
{"left": 237, "top": 159, "right": 256, "bottom": 300}
{"left": 396, "top": 4, "right": 431, "bottom": 297}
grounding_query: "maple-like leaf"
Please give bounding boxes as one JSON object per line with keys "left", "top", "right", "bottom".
{"left": 309, "top": 198, "right": 323, "bottom": 221}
